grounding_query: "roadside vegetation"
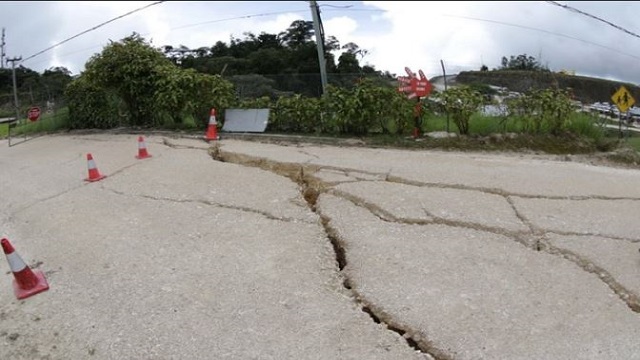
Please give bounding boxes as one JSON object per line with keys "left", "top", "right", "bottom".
{"left": 2, "top": 19, "right": 640, "bottom": 166}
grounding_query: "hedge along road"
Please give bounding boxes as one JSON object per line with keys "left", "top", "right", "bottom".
{"left": 1, "top": 133, "right": 640, "bottom": 359}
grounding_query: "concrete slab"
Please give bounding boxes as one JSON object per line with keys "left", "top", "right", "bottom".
{"left": 160, "top": 136, "right": 212, "bottom": 150}
{"left": 316, "top": 193, "right": 640, "bottom": 359}
{"left": 346, "top": 171, "right": 386, "bottom": 182}
{"left": 0, "top": 134, "right": 171, "bottom": 214}
{"left": 6, "top": 134, "right": 640, "bottom": 359}
{"left": 219, "top": 140, "right": 640, "bottom": 198}
{"left": 1, "top": 152, "right": 423, "bottom": 360}
{"left": 547, "top": 234, "right": 640, "bottom": 297}
{"left": 512, "top": 197, "right": 640, "bottom": 239}
{"left": 313, "top": 169, "right": 356, "bottom": 184}
{"left": 103, "top": 148, "right": 314, "bottom": 223}
{"left": 334, "top": 181, "right": 528, "bottom": 233}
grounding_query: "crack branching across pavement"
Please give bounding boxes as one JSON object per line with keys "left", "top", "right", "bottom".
{"left": 210, "top": 145, "right": 443, "bottom": 359}
{"left": 209, "top": 144, "right": 640, "bottom": 322}
{"left": 100, "top": 186, "right": 310, "bottom": 224}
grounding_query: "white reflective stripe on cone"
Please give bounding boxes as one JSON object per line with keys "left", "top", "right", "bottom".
{"left": 88, "top": 159, "right": 96, "bottom": 169}
{"left": 138, "top": 142, "right": 145, "bottom": 149}
{"left": 209, "top": 117, "right": 217, "bottom": 125}
{"left": 5, "top": 251, "right": 27, "bottom": 272}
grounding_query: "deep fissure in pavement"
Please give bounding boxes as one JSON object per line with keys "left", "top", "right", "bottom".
{"left": 210, "top": 145, "right": 445, "bottom": 359}
{"left": 209, "top": 144, "right": 640, "bottom": 356}
{"left": 321, "top": 218, "right": 347, "bottom": 271}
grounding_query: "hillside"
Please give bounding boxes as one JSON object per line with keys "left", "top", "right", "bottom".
{"left": 455, "top": 70, "right": 640, "bottom": 104}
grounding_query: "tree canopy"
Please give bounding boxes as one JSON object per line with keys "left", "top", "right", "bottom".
{"left": 0, "top": 66, "right": 73, "bottom": 116}
{"left": 499, "top": 54, "right": 549, "bottom": 72}
{"left": 160, "top": 19, "right": 392, "bottom": 97}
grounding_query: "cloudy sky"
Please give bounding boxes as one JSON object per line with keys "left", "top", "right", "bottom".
{"left": 1, "top": 1, "right": 639, "bottom": 84}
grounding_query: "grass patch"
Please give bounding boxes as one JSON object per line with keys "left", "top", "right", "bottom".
{"left": 10, "top": 108, "right": 70, "bottom": 136}
{"left": 623, "top": 137, "right": 640, "bottom": 152}
{"left": 421, "top": 114, "right": 450, "bottom": 133}
{"left": 0, "top": 123, "right": 8, "bottom": 138}
{"left": 363, "top": 132, "right": 604, "bottom": 154}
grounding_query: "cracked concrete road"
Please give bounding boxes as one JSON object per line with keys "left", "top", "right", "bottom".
{"left": 2, "top": 134, "right": 640, "bottom": 359}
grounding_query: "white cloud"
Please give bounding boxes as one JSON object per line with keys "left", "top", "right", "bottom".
{"left": 4, "top": 1, "right": 640, "bottom": 84}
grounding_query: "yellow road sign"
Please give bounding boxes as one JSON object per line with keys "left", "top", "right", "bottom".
{"left": 611, "top": 86, "right": 635, "bottom": 113}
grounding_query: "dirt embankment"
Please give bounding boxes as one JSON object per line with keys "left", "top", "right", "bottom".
{"left": 456, "top": 70, "right": 640, "bottom": 104}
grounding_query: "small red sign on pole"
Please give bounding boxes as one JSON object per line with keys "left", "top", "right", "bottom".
{"left": 398, "top": 67, "right": 432, "bottom": 139}
{"left": 397, "top": 67, "right": 433, "bottom": 99}
{"left": 27, "top": 107, "right": 41, "bottom": 122}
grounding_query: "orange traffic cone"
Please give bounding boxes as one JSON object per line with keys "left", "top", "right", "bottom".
{"left": 204, "top": 108, "right": 219, "bottom": 141}
{"left": 85, "top": 153, "right": 106, "bottom": 182}
{"left": 2, "top": 238, "right": 49, "bottom": 300}
{"left": 135, "top": 136, "right": 152, "bottom": 159}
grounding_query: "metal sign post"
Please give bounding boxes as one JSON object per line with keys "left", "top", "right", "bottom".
{"left": 611, "top": 86, "right": 636, "bottom": 139}
{"left": 1, "top": 117, "right": 17, "bottom": 146}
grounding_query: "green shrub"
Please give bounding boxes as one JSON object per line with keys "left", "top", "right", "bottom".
{"left": 270, "top": 95, "right": 321, "bottom": 133}
{"left": 321, "top": 78, "right": 414, "bottom": 136}
{"left": 433, "top": 86, "right": 483, "bottom": 135}
{"left": 506, "top": 88, "right": 574, "bottom": 134}
{"left": 65, "top": 76, "right": 121, "bottom": 129}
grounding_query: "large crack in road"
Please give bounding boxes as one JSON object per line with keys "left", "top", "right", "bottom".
{"left": 208, "top": 145, "right": 443, "bottom": 359}
{"left": 206, "top": 142, "right": 640, "bottom": 358}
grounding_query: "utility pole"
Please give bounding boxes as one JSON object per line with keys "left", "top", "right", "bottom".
{"left": 7, "top": 56, "right": 22, "bottom": 122}
{"left": 309, "top": 0, "right": 328, "bottom": 95}
{"left": 440, "top": 59, "right": 450, "bottom": 133}
{"left": 1, "top": 28, "right": 6, "bottom": 69}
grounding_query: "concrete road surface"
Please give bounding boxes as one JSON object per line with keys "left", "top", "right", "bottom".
{"left": 2, "top": 134, "right": 640, "bottom": 359}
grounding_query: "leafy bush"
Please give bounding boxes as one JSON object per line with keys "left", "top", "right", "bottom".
{"left": 433, "top": 86, "right": 483, "bottom": 135}
{"left": 65, "top": 76, "right": 121, "bottom": 129}
{"left": 237, "top": 96, "right": 272, "bottom": 109}
{"left": 270, "top": 94, "right": 321, "bottom": 133}
{"left": 69, "top": 33, "right": 236, "bottom": 130}
{"left": 322, "top": 78, "right": 414, "bottom": 135}
{"left": 506, "top": 88, "right": 574, "bottom": 134}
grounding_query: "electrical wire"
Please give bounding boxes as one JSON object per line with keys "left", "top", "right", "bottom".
{"left": 546, "top": 1, "right": 640, "bottom": 40}
{"left": 20, "top": 1, "right": 166, "bottom": 64}
{"left": 443, "top": 14, "right": 640, "bottom": 61}
{"left": 169, "top": 9, "right": 308, "bottom": 31}
{"left": 23, "top": 3, "right": 385, "bottom": 69}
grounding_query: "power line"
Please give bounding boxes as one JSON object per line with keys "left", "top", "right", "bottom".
{"left": 168, "top": 6, "right": 384, "bottom": 32}
{"left": 170, "top": 9, "right": 308, "bottom": 31}
{"left": 26, "top": 8, "right": 311, "bottom": 67}
{"left": 546, "top": 1, "right": 640, "bottom": 40}
{"left": 322, "top": 7, "right": 385, "bottom": 12}
{"left": 21, "top": 1, "right": 166, "bottom": 64}
{"left": 24, "top": 4, "right": 386, "bottom": 69}
{"left": 443, "top": 14, "right": 640, "bottom": 61}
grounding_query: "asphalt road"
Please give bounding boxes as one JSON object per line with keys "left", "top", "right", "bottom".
{"left": 2, "top": 133, "right": 640, "bottom": 359}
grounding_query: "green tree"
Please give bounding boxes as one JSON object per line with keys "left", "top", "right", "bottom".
{"left": 500, "top": 54, "right": 548, "bottom": 72}
{"left": 74, "top": 33, "right": 235, "bottom": 128}
{"left": 280, "top": 20, "right": 314, "bottom": 48}
{"left": 84, "top": 33, "right": 171, "bottom": 126}
{"left": 229, "top": 74, "right": 280, "bottom": 100}
{"left": 159, "top": 20, "right": 382, "bottom": 97}
{"left": 42, "top": 66, "right": 73, "bottom": 100}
